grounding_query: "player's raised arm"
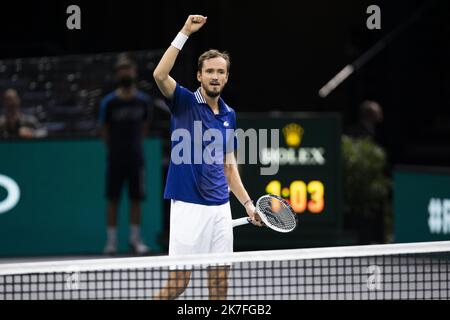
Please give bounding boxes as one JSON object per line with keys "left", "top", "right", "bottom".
{"left": 153, "top": 15, "right": 207, "bottom": 99}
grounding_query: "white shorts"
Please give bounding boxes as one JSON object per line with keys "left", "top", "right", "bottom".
{"left": 169, "top": 200, "right": 233, "bottom": 256}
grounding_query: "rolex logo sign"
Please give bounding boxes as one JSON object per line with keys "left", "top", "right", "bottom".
{"left": 260, "top": 122, "right": 325, "bottom": 166}
{"left": 282, "top": 123, "right": 304, "bottom": 148}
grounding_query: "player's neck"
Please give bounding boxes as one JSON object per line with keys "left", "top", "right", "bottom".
{"left": 200, "top": 87, "right": 220, "bottom": 115}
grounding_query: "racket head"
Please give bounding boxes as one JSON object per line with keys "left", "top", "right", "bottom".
{"left": 255, "top": 194, "right": 298, "bottom": 233}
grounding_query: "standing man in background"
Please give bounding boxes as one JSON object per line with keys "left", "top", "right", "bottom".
{"left": 99, "top": 54, "right": 153, "bottom": 255}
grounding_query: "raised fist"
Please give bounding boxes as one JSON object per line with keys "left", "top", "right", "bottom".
{"left": 181, "top": 15, "right": 207, "bottom": 36}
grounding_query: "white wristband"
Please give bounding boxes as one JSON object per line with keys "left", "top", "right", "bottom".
{"left": 171, "top": 32, "right": 189, "bottom": 51}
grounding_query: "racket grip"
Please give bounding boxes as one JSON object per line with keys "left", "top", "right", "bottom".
{"left": 232, "top": 217, "right": 251, "bottom": 228}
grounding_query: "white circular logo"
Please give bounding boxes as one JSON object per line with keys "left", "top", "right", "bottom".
{"left": 0, "top": 174, "right": 20, "bottom": 215}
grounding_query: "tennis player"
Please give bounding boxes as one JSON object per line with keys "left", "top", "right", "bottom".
{"left": 153, "top": 15, "right": 263, "bottom": 300}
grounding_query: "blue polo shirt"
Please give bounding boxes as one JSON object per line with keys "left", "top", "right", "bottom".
{"left": 164, "top": 84, "right": 237, "bottom": 206}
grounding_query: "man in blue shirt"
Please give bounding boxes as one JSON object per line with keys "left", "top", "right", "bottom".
{"left": 99, "top": 55, "right": 152, "bottom": 256}
{"left": 153, "top": 15, "right": 263, "bottom": 300}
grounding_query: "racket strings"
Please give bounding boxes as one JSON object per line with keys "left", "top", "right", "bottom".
{"left": 257, "top": 196, "right": 296, "bottom": 231}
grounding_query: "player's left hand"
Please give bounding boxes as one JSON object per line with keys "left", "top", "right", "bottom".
{"left": 245, "top": 202, "right": 264, "bottom": 227}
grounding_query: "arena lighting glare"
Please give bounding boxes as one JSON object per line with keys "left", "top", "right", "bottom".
{"left": 318, "top": 65, "right": 354, "bottom": 98}
{"left": 0, "top": 174, "right": 20, "bottom": 215}
{"left": 319, "top": 0, "right": 436, "bottom": 98}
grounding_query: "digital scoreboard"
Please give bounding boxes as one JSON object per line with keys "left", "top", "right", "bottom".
{"left": 231, "top": 113, "right": 344, "bottom": 250}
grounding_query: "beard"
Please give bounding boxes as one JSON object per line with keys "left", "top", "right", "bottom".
{"left": 203, "top": 84, "right": 222, "bottom": 98}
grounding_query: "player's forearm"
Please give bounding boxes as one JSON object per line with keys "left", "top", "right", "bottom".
{"left": 153, "top": 31, "right": 187, "bottom": 98}
{"left": 154, "top": 15, "right": 205, "bottom": 84}
{"left": 153, "top": 46, "right": 180, "bottom": 83}
{"left": 226, "top": 165, "right": 251, "bottom": 206}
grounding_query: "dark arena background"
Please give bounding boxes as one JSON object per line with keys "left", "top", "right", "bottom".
{"left": 0, "top": 0, "right": 450, "bottom": 305}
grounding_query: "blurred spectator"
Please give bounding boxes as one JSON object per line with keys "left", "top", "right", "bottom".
{"left": 347, "top": 100, "right": 383, "bottom": 140}
{"left": 99, "top": 54, "right": 153, "bottom": 256}
{"left": 0, "top": 89, "right": 47, "bottom": 139}
{"left": 344, "top": 100, "right": 390, "bottom": 244}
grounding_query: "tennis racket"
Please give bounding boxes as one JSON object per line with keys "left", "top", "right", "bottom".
{"left": 232, "top": 194, "right": 297, "bottom": 233}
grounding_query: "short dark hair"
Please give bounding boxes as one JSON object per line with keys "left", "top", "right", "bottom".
{"left": 198, "top": 49, "right": 231, "bottom": 73}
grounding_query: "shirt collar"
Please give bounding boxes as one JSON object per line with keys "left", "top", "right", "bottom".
{"left": 195, "top": 87, "right": 231, "bottom": 114}
{"left": 194, "top": 87, "right": 207, "bottom": 104}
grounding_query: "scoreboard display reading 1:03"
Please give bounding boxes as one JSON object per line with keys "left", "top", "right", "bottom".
{"left": 231, "top": 113, "right": 343, "bottom": 249}
{"left": 265, "top": 180, "right": 325, "bottom": 214}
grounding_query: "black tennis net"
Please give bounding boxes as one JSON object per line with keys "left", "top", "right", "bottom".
{"left": 1, "top": 241, "right": 449, "bottom": 300}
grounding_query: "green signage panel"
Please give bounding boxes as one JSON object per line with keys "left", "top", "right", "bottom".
{"left": 231, "top": 113, "right": 344, "bottom": 250}
{"left": 394, "top": 167, "right": 450, "bottom": 243}
{"left": 0, "top": 138, "right": 162, "bottom": 256}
